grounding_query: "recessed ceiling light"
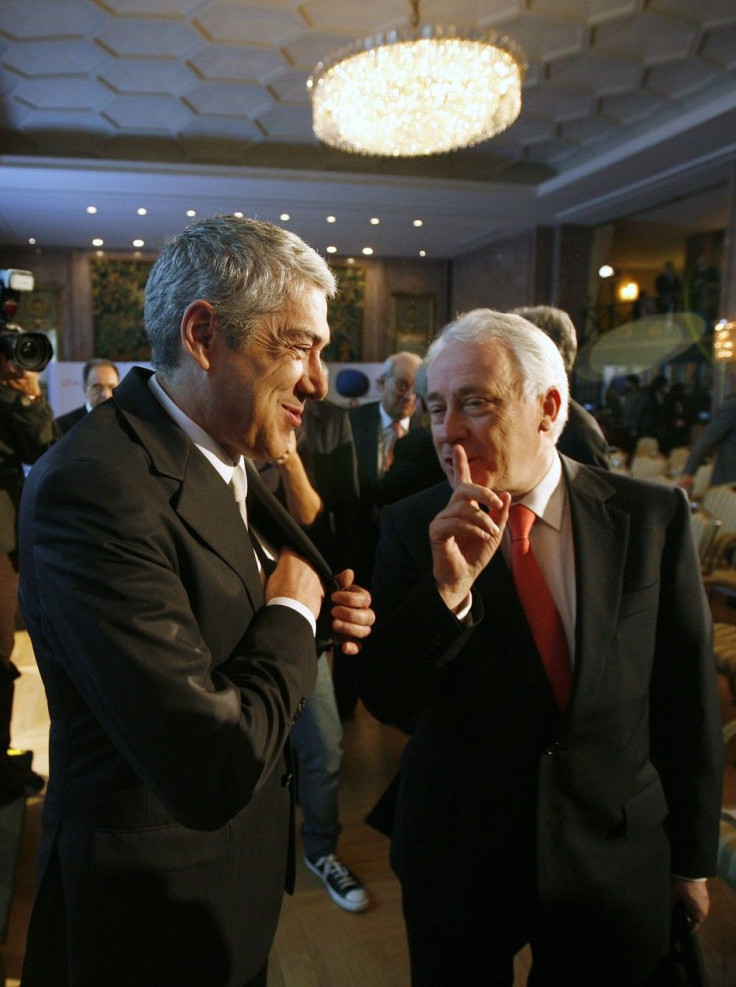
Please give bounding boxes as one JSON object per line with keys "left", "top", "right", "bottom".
{"left": 186, "top": 209, "right": 196, "bottom": 218}
{"left": 326, "top": 246, "right": 337, "bottom": 254}
{"left": 370, "top": 217, "right": 380, "bottom": 225}
{"left": 326, "top": 215, "right": 336, "bottom": 223}
{"left": 233, "top": 211, "right": 244, "bottom": 218}
{"left": 413, "top": 219, "right": 424, "bottom": 227}
{"left": 96, "top": 250, "right": 104, "bottom": 257}
{"left": 92, "top": 238, "right": 104, "bottom": 247}
{"left": 86, "top": 206, "right": 97, "bottom": 214}
{"left": 280, "top": 213, "right": 290, "bottom": 221}
{"left": 346, "top": 257, "right": 355, "bottom": 265}
{"left": 28, "top": 237, "right": 36, "bottom": 245}
{"left": 419, "top": 250, "right": 426, "bottom": 257}
{"left": 362, "top": 247, "right": 373, "bottom": 255}
{"left": 136, "top": 207, "right": 147, "bottom": 216}
{"left": 133, "top": 239, "right": 145, "bottom": 248}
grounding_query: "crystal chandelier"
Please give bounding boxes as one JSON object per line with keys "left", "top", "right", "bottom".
{"left": 307, "top": 1, "right": 526, "bottom": 158}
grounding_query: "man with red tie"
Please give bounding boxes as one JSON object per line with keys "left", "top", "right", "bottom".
{"left": 356, "top": 309, "right": 722, "bottom": 985}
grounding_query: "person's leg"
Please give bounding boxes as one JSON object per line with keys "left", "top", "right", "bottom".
{"left": 0, "top": 551, "right": 43, "bottom": 800}
{"left": 291, "top": 651, "right": 343, "bottom": 860}
{"left": 402, "top": 890, "right": 517, "bottom": 987}
{"left": 0, "top": 551, "right": 23, "bottom": 801}
{"left": 292, "top": 650, "right": 368, "bottom": 912}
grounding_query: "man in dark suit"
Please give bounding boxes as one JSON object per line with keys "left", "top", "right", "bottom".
{"left": 513, "top": 305, "right": 610, "bottom": 469}
{"left": 17, "top": 216, "right": 374, "bottom": 987}
{"left": 349, "top": 350, "right": 423, "bottom": 545}
{"left": 333, "top": 351, "right": 421, "bottom": 716}
{"left": 356, "top": 309, "right": 722, "bottom": 985}
{"left": 54, "top": 357, "right": 120, "bottom": 434}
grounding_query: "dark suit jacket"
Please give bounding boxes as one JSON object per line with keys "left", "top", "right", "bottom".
{"left": 558, "top": 398, "right": 611, "bottom": 469}
{"left": 348, "top": 400, "right": 419, "bottom": 585}
{"left": 257, "top": 399, "right": 359, "bottom": 572}
{"left": 54, "top": 403, "right": 88, "bottom": 435}
{"left": 18, "top": 367, "right": 334, "bottom": 986}
{"left": 374, "top": 426, "right": 445, "bottom": 507}
{"left": 356, "top": 457, "right": 722, "bottom": 977}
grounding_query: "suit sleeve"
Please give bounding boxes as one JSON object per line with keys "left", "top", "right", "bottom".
{"left": 649, "top": 486, "right": 724, "bottom": 876}
{"left": 20, "top": 456, "right": 317, "bottom": 830}
{"left": 683, "top": 398, "right": 736, "bottom": 475}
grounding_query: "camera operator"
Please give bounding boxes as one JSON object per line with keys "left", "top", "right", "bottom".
{"left": 0, "top": 296, "right": 58, "bottom": 802}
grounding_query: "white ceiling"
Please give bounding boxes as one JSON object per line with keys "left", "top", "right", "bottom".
{"left": 1, "top": 0, "right": 735, "bottom": 266}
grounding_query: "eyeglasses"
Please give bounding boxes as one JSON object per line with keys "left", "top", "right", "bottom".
{"left": 391, "top": 378, "right": 415, "bottom": 395}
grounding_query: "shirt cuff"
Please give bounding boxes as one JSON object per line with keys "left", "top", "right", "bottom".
{"left": 451, "top": 593, "right": 473, "bottom": 624}
{"left": 267, "top": 597, "right": 317, "bottom": 636}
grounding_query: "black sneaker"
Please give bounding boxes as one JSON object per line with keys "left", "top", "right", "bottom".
{"left": 305, "top": 853, "right": 369, "bottom": 913}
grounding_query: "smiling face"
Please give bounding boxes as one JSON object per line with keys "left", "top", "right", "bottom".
{"left": 426, "top": 338, "right": 559, "bottom": 498}
{"left": 189, "top": 285, "right": 330, "bottom": 462}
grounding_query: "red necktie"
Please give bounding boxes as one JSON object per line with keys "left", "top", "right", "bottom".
{"left": 385, "top": 420, "right": 406, "bottom": 471}
{"left": 507, "top": 504, "right": 572, "bottom": 713}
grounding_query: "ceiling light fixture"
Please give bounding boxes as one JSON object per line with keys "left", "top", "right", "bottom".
{"left": 307, "top": 0, "right": 526, "bottom": 157}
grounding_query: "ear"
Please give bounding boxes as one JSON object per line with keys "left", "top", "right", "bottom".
{"left": 376, "top": 375, "right": 386, "bottom": 394}
{"left": 539, "top": 387, "right": 562, "bottom": 433}
{"left": 181, "top": 299, "right": 217, "bottom": 371}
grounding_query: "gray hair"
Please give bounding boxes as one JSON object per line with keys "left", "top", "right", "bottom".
{"left": 425, "top": 309, "right": 569, "bottom": 442}
{"left": 144, "top": 215, "right": 337, "bottom": 375}
{"left": 512, "top": 305, "right": 578, "bottom": 375}
{"left": 379, "top": 351, "right": 422, "bottom": 379}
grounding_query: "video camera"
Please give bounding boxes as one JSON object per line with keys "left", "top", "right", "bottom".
{"left": 0, "top": 269, "right": 54, "bottom": 372}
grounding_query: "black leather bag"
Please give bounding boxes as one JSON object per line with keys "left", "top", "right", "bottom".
{"left": 650, "top": 900, "right": 709, "bottom": 986}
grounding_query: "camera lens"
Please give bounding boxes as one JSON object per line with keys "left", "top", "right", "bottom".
{"left": 13, "top": 334, "right": 53, "bottom": 372}
{"left": 0, "top": 329, "right": 54, "bottom": 372}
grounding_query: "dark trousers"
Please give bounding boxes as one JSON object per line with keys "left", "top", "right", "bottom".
{"left": 403, "top": 891, "right": 662, "bottom": 987}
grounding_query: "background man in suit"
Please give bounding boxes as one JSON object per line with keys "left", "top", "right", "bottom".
{"left": 18, "top": 215, "right": 374, "bottom": 987}
{"left": 356, "top": 309, "right": 722, "bottom": 985}
{"left": 334, "top": 351, "right": 422, "bottom": 716}
{"left": 54, "top": 357, "right": 120, "bottom": 433}
{"left": 513, "top": 304, "right": 610, "bottom": 469}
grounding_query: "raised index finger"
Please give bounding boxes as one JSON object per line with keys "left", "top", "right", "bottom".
{"left": 453, "top": 444, "right": 472, "bottom": 486}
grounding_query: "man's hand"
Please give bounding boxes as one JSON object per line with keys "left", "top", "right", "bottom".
{"left": 430, "top": 445, "right": 510, "bottom": 612}
{"left": 0, "top": 355, "right": 42, "bottom": 397}
{"left": 330, "top": 568, "right": 374, "bottom": 655}
{"left": 265, "top": 547, "right": 324, "bottom": 619}
{"left": 671, "top": 878, "right": 710, "bottom": 931}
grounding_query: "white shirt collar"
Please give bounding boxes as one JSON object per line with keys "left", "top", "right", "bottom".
{"left": 514, "top": 452, "right": 565, "bottom": 532}
{"left": 147, "top": 373, "right": 246, "bottom": 489}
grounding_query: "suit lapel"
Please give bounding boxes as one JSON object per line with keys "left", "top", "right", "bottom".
{"left": 244, "top": 459, "right": 337, "bottom": 590}
{"left": 563, "top": 457, "right": 630, "bottom": 706}
{"left": 113, "top": 367, "right": 265, "bottom": 610}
